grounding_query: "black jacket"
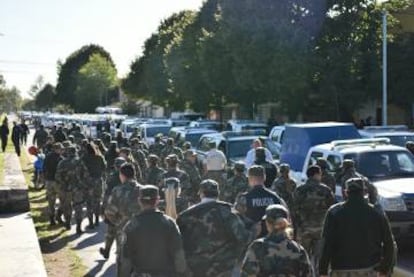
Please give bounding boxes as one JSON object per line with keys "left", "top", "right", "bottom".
{"left": 319, "top": 195, "right": 395, "bottom": 275}
{"left": 43, "top": 152, "right": 62, "bottom": 181}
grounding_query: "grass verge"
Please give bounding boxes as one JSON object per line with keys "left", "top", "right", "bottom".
{"left": 19, "top": 148, "right": 87, "bottom": 276}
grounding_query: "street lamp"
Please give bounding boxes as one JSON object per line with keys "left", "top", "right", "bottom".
{"left": 378, "top": 0, "right": 388, "bottom": 126}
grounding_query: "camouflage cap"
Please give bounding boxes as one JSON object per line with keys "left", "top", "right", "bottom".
{"left": 234, "top": 161, "right": 245, "bottom": 172}
{"left": 66, "top": 146, "right": 77, "bottom": 155}
{"left": 53, "top": 143, "right": 63, "bottom": 150}
{"left": 342, "top": 159, "right": 355, "bottom": 169}
{"left": 130, "top": 138, "right": 139, "bottom": 145}
{"left": 110, "top": 140, "right": 118, "bottom": 146}
{"left": 166, "top": 154, "right": 179, "bottom": 165}
{"left": 120, "top": 147, "right": 131, "bottom": 155}
{"left": 114, "top": 157, "right": 126, "bottom": 169}
{"left": 279, "top": 163, "right": 290, "bottom": 173}
{"left": 316, "top": 158, "right": 329, "bottom": 170}
{"left": 139, "top": 185, "right": 160, "bottom": 200}
{"left": 148, "top": 154, "right": 160, "bottom": 163}
{"left": 155, "top": 133, "right": 163, "bottom": 138}
{"left": 345, "top": 177, "right": 365, "bottom": 192}
{"left": 164, "top": 177, "right": 180, "bottom": 189}
{"left": 182, "top": 141, "right": 192, "bottom": 149}
{"left": 199, "top": 179, "right": 219, "bottom": 194}
{"left": 62, "top": 141, "right": 72, "bottom": 148}
{"left": 262, "top": 204, "right": 289, "bottom": 221}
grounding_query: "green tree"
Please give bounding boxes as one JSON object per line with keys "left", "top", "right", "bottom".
{"left": 75, "top": 53, "right": 118, "bottom": 112}
{"left": 35, "top": 83, "right": 55, "bottom": 111}
{"left": 56, "top": 44, "right": 115, "bottom": 108}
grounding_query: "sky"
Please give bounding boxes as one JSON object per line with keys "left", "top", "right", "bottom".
{"left": 0, "top": 0, "right": 204, "bottom": 98}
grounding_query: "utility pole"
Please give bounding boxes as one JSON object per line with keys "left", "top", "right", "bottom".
{"left": 382, "top": 10, "right": 388, "bottom": 126}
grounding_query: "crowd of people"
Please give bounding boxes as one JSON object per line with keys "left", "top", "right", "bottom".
{"left": 27, "top": 121, "right": 396, "bottom": 277}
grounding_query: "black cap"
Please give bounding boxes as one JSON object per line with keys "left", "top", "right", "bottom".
{"left": 164, "top": 177, "right": 180, "bottom": 189}
{"left": 139, "top": 185, "right": 160, "bottom": 200}
{"left": 345, "top": 177, "right": 365, "bottom": 192}
{"left": 262, "top": 204, "right": 289, "bottom": 221}
{"left": 342, "top": 159, "right": 355, "bottom": 169}
{"left": 234, "top": 161, "right": 245, "bottom": 172}
{"left": 316, "top": 158, "right": 329, "bottom": 170}
{"left": 199, "top": 179, "right": 219, "bottom": 194}
{"left": 255, "top": 147, "right": 266, "bottom": 158}
{"left": 279, "top": 163, "right": 290, "bottom": 173}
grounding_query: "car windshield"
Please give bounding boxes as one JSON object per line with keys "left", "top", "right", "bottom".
{"left": 185, "top": 133, "right": 211, "bottom": 146}
{"left": 227, "top": 139, "right": 253, "bottom": 159}
{"left": 264, "top": 139, "right": 280, "bottom": 158}
{"left": 145, "top": 126, "right": 171, "bottom": 137}
{"left": 382, "top": 135, "right": 414, "bottom": 147}
{"left": 345, "top": 150, "right": 414, "bottom": 179}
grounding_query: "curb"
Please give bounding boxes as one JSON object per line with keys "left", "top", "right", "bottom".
{"left": 394, "top": 267, "right": 413, "bottom": 277}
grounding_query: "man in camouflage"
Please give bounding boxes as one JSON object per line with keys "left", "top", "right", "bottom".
{"left": 145, "top": 154, "right": 165, "bottom": 187}
{"left": 180, "top": 150, "right": 201, "bottom": 203}
{"left": 177, "top": 179, "right": 255, "bottom": 277}
{"left": 293, "top": 165, "right": 335, "bottom": 276}
{"left": 220, "top": 161, "right": 248, "bottom": 203}
{"left": 130, "top": 138, "right": 148, "bottom": 179}
{"left": 104, "top": 163, "right": 142, "bottom": 275}
{"left": 119, "top": 147, "right": 143, "bottom": 183}
{"left": 160, "top": 137, "right": 184, "bottom": 164}
{"left": 162, "top": 154, "right": 191, "bottom": 200}
{"left": 100, "top": 157, "right": 126, "bottom": 259}
{"left": 316, "top": 158, "right": 336, "bottom": 193}
{"left": 55, "top": 145, "right": 90, "bottom": 234}
{"left": 271, "top": 163, "right": 297, "bottom": 209}
{"left": 241, "top": 204, "right": 312, "bottom": 277}
{"left": 149, "top": 133, "right": 165, "bottom": 157}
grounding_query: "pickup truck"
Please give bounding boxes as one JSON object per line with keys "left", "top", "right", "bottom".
{"left": 297, "top": 138, "right": 414, "bottom": 239}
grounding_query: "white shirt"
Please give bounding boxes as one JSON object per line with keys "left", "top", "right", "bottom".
{"left": 245, "top": 147, "right": 273, "bottom": 168}
{"left": 204, "top": 148, "right": 227, "bottom": 171}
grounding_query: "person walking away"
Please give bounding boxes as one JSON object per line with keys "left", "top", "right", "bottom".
{"left": 11, "top": 121, "right": 22, "bottom": 156}
{"left": 180, "top": 149, "right": 202, "bottom": 203}
{"left": 104, "top": 163, "right": 142, "bottom": 276}
{"left": 271, "top": 163, "right": 297, "bottom": 210}
{"left": 319, "top": 178, "right": 396, "bottom": 277}
{"left": 159, "top": 177, "right": 189, "bottom": 218}
{"left": 20, "top": 120, "right": 29, "bottom": 145}
{"left": 32, "top": 125, "right": 49, "bottom": 150}
{"left": 203, "top": 141, "right": 227, "bottom": 187}
{"left": 235, "top": 165, "right": 286, "bottom": 237}
{"left": 177, "top": 179, "right": 256, "bottom": 277}
{"left": 245, "top": 138, "right": 273, "bottom": 169}
{"left": 105, "top": 141, "right": 119, "bottom": 171}
{"left": 55, "top": 146, "right": 90, "bottom": 233}
{"left": 293, "top": 165, "right": 335, "bottom": 276}
{"left": 145, "top": 154, "right": 165, "bottom": 186}
{"left": 254, "top": 147, "right": 278, "bottom": 187}
{"left": 0, "top": 118, "right": 9, "bottom": 152}
{"left": 43, "top": 143, "right": 64, "bottom": 225}
{"left": 316, "top": 158, "right": 336, "bottom": 193}
{"left": 161, "top": 154, "right": 190, "bottom": 200}
{"left": 82, "top": 143, "right": 107, "bottom": 229}
{"left": 54, "top": 126, "right": 67, "bottom": 143}
{"left": 220, "top": 161, "right": 248, "bottom": 204}
{"left": 100, "top": 157, "right": 126, "bottom": 259}
{"left": 241, "top": 204, "right": 312, "bottom": 277}
{"left": 120, "top": 185, "right": 189, "bottom": 277}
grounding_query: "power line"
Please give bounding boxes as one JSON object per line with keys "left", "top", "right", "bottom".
{"left": 0, "top": 59, "right": 55, "bottom": 66}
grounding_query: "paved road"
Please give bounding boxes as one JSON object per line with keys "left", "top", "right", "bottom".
{"left": 397, "top": 239, "right": 414, "bottom": 275}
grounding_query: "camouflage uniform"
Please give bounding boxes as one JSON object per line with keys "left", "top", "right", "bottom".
{"left": 180, "top": 159, "right": 201, "bottom": 203}
{"left": 241, "top": 232, "right": 312, "bottom": 277}
{"left": 293, "top": 178, "right": 335, "bottom": 276}
{"left": 55, "top": 147, "right": 90, "bottom": 231}
{"left": 177, "top": 180, "right": 254, "bottom": 277}
{"left": 271, "top": 176, "right": 297, "bottom": 209}
{"left": 317, "top": 158, "right": 336, "bottom": 193}
{"left": 148, "top": 137, "right": 165, "bottom": 157}
{"left": 146, "top": 165, "right": 166, "bottom": 186}
{"left": 220, "top": 174, "right": 248, "bottom": 204}
{"left": 131, "top": 146, "right": 148, "bottom": 178}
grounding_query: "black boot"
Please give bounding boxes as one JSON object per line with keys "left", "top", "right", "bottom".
{"left": 94, "top": 214, "right": 100, "bottom": 227}
{"left": 56, "top": 209, "right": 64, "bottom": 225}
{"left": 76, "top": 221, "right": 83, "bottom": 235}
{"left": 64, "top": 221, "right": 71, "bottom": 230}
{"left": 86, "top": 215, "right": 94, "bottom": 229}
{"left": 49, "top": 216, "right": 56, "bottom": 226}
{"left": 99, "top": 247, "right": 109, "bottom": 259}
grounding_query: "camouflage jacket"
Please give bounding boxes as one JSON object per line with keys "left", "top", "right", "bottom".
{"left": 55, "top": 155, "right": 90, "bottom": 192}
{"left": 293, "top": 178, "right": 335, "bottom": 233}
{"left": 162, "top": 169, "right": 191, "bottom": 199}
{"left": 104, "top": 179, "right": 142, "bottom": 230}
{"left": 340, "top": 169, "right": 378, "bottom": 204}
{"left": 161, "top": 146, "right": 184, "bottom": 161}
{"left": 271, "top": 176, "right": 297, "bottom": 208}
{"left": 177, "top": 200, "right": 254, "bottom": 276}
{"left": 241, "top": 232, "right": 312, "bottom": 277}
{"left": 145, "top": 166, "right": 166, "bottom": 187}
{"left": 131, "top": 147, "right": 148, "bottom": 176}
{"left": 149, "top": 142, "right": 164, "bottom": 157}
{"left": 220, "top": 174, "right": 248, "bottom": 204}
{"left": 102, "top": 169, "right": 121, "bottom": 208}
{"left": 180, "top": 160, "right": 201, "bottom": 201}
{"left": 321, "top": 169, "right": 336, "bottom": 193}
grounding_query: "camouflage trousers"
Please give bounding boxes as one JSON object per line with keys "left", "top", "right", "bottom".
{"left": 46, "top": 180, "right": 60, "bottom": 217}
{"left": 205, "top": 170, "right": 227, "bottom": 187}
{"left": 331, "top": 269, "right": 377, "bottom": 277}
{"left": 131, "top": 273, "right": 171, "bottom": 277}
{"left": 86, "top": 177, "right": 103, "bottom": 218}
{"left": 296, "top": 230, "right": 322, "bottom": 277}
{"left": 59, "top": 187, "right": 85, "bottom": 223}
{"left": 104, "top": 223, "right": 117, "bottom": 252}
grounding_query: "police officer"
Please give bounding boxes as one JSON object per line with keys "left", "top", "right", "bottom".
{"left": 100, "top": 157, "right": 126, "bottom": 259}
{"left": 177, "top": 179, "right": 255, "bottom": 277}
{"left": 203, "top": 141, "right": 227, "bottom": 186}
{"left": 271, "top": 163, "right": 296, "bottom": 210}
{"left": 316, "top": 157, "right": 336, "bottom": 193}
{"left": 320, "top": 178, "right": 396, "bottom": 277}
{"left": 293, "top": 165, "right": 335, "bottom": 276}
{"left": 241, "top": 204, "right": 312, "bottom": 277}
{"left": 120, "top": 185, "right": 189, "bottom": 277}
{"left": 235, "top": 165, "right": 286, "bottom": 237}
{"left": 220, "top": 161, "right": 248, "bottom": 203}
